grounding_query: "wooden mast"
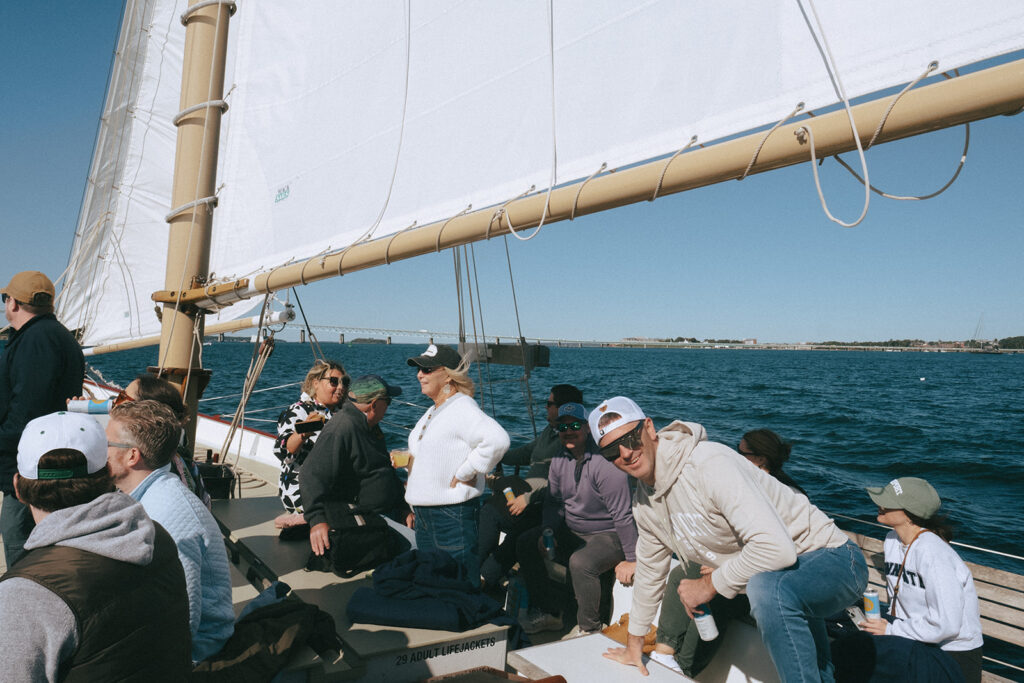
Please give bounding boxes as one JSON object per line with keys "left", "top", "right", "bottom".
{"left": 155, "top": 0, "right": 233, "bottom": 442}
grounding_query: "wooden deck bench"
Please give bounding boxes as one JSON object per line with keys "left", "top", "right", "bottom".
{"left": 845, "top": 530, "right": 1024, "bottom": 682}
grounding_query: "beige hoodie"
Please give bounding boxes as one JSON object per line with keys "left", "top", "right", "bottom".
{"left": 628, "top": 421, "right": 849, "bottom": 637}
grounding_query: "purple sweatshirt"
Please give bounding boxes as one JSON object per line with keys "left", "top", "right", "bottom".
{"left": 543, "top": 444, "right": 638, "bottom": 562}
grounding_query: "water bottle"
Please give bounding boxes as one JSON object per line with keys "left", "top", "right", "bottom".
{"left": 67, "top": 398, "right": 113, "bottom": 414}
{"left": 693, "top": 604, "right": 719, "bottom": 641}
{"left": 542, "top": 528, "right": 556, "bottom": 560}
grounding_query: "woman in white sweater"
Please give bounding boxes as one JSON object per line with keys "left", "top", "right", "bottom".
{"left": 405, "top": 345, "right": 509, "bottom": 585}
{"left": 856, "top": 476, "right": 984, "bottom": 682}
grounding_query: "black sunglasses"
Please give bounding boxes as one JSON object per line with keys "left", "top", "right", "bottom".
{"left": 417, "top": 365, "right": 439, "bottom": 374}
{"left": 1, "top": 293, "right": 7, "bottom": 304}
{"left": 322, "top": 375, "right": 347, "bottom": 387}
{"left": 555, "top": 420, "right": 584, "bottom": 432}
{"left": 737, "top": 444, "right": 756, "bottom": 457}
{"left": 599, "top": 421, "right": 645, "bottom": 461}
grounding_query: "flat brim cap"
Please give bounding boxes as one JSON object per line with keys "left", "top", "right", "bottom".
{"left": 18, "top": 412, "right": 108, "bottom": 480}
{"left": 407, "top": 344, "right": 462, "bottom": 370}
{"left": 348, "top": 374, "right": 403, "bottom": 402}
{"left": 1, "top": 270, "right": 55, "bottom": 306}
{"left": 866, "top": 477, "right": 941, "bottom": 519}
{"left": 589, "top": 396, "right": 647, "bottom": 442}
{"left": 557, "top": 402, "right": 588, "bottom": 422}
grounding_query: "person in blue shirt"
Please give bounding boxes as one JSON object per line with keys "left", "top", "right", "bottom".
{"left": 107, "top": 399, "right": 235, "bottom": 664}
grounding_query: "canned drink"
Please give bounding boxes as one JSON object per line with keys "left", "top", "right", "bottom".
{"left": 693, "top": 604, "right": 719, "bottom": 641}
{"left": 67, "top": 398, "right": 113, "bottom": 414}
{"left": 503, "top": 487, "right": 515, "bottom": 502}
{"left": 863, "top": 590, "right": 881, "bottom": 619}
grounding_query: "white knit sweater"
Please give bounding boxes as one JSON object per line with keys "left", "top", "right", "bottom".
{"left": 405, "top": 392, "right": 510, "bottom": 506}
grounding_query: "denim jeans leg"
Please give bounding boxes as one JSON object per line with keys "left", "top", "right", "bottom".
{"left": 747, "top": 541, "right": 868, "bottom": 683}
{"left": 1, "top": 494, "right": 35, "bottom": 568}
{"left": 414, "top": 500, "right": 481, "bottom": 587}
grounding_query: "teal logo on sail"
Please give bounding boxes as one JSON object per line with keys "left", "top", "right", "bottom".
{"left": 275, "top": 185, "right": 290, "bottom": 203}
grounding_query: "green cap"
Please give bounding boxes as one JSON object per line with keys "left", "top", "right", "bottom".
{"left": 348, "top": 374, "right": 403, "bottom": 403}
{"left": 866, "top": 477, "right": 941, "bottom": 518}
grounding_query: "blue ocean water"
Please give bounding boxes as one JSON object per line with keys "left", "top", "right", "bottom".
{"left": 88, "top": 343, "right": 1023, "bottom": 573}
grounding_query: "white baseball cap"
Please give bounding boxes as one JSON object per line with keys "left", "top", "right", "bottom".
{"left": 589, "top": 396, "right": 647, "bottom": 441}
{"left": 18, "top": 412, "right": 108, "bottom": 480}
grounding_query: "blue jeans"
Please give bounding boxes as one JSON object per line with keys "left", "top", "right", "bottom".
{"left": 1, "top": 494, "right": 35, "bottom": 568}
{"left": 747, "top": 540, "right": 867, "bottom": 683}
{"left": 413, "top": 498, "right": 481, "bottom": 587}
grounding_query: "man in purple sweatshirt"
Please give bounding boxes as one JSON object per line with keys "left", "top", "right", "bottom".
{"left": 517, "top": 403, "right": 638, "bottom": 638}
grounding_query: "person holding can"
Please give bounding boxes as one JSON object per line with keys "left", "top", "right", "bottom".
{"left": 833, "top": 477, "right": 983, "bottom": 683}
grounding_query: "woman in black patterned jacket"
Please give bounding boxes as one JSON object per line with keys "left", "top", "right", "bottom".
{"left": 273, "top": 359, "right": 348, "bottom": 527}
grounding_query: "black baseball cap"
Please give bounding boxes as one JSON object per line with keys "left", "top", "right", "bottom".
{"left": 407, "top": 344, "right": 462, "bottom": 370}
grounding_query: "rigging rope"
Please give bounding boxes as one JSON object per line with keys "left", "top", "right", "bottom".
{"left": 504, "top": 236, "right": 538, "bottom": 438}
{"left": 291, "top": 287, "right": 325, "bottom": 360}
{"left": 794, "top": 0, "right": 871, "bottom": 228}
{"left": 507, "top": 0, "right": 558, "bottom": 242}
{"left": 468, "top": 244, "right": 497, "bottom": 416}
{"left": 219, "top": 295, "right": 273, "bottom": 468}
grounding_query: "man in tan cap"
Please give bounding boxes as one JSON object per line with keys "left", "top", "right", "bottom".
{"left": 0, "top": 271, "right": 84, "bottom": 567}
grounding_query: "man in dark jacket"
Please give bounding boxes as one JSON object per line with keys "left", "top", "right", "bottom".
{"left": 0, "top": 411, "right": 190, "bottom": 680}
{"left": 302, "top": 374, "right": 412, "bottom": 556}
{"left": 0, "top": 271, "right": 84, "bottom": 566}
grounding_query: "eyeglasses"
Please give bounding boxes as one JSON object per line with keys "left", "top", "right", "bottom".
{"left": 1, "top": 293, "right": 6, "bottom": 304}
{"left": 322, "top": 375, "right": 345, "bottom": 387}
{"left": 737, "top": 445, "right": 756, "bottom": 457}
{"left": 418, "top": 365, "right": 438, "bottom": 374}
{"left": 113, "top": 388, "right": 135, "bottom": 407}
{"left": 599, "top": 421, "right": 645, "bottom": 461}
{"left": 555, "top": 420, "right": 584, "bottom": 432}
{"left": 107, "top": 441, "right": 137, "bottom": 450}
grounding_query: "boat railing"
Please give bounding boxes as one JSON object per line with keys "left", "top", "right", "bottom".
{"left": 831, "top": 513, "right": 1024, "bottom": 681}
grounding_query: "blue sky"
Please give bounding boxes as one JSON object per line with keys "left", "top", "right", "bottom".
{"left": 2, "top": 2, "right": 1022, "bottom": 344}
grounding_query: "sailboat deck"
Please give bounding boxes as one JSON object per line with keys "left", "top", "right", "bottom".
{"left": 212, "top": 493, "right": 509, "bottom": 682}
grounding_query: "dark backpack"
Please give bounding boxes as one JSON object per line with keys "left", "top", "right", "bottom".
{"left": 305, "top": 500, "right": 408, "bottom": 578}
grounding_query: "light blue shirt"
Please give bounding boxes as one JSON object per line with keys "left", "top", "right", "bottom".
{"left": 131, "top": 465, "right": 234, "bottom": 662}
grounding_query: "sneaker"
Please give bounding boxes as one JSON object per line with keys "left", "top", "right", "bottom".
{"left": 560, "top": 623, "right": 605, "bottom": 640}
{"left": 519, "top": 608, "right": 563, "bottom": 634}
{"left": 649, "top": 651, "right": 683, "bottom": 674}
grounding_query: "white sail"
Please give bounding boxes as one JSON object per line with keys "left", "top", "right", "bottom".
{"left": 60, "top": 0, "right": 1024, "bottom": 347}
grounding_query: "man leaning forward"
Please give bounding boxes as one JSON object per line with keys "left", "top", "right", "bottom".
{"left": 597, "top": 397, "right": 866, "bottom": 682}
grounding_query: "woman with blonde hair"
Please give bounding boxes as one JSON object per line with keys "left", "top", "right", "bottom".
{"left": 273, "top": 359, "right": 348, "bottom": 526}
{"left": 404, "top": 344, "right": 509, "bottom": 585}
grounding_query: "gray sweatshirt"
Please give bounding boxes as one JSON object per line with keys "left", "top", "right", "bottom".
{"left": 628, "top": 421, "right": 849, "bottom": 637}
{"left": 0, "top": 492, "right": 158, "bottom": 682}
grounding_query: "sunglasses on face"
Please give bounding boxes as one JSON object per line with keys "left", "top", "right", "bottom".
{"left": 737, "top": 445, "right": 756, "bottom": 457}
{"left": 418, "top": 365, "right": 439, "bottom": 374}
{"left": 322, "top": 375, "right": 346, "bottom": 387}
{"left": 555, "top": 421, "right": 584, "bottom": 432}
{"left": 1, "top": 293, "right": 7, "bottom": 304}
{"left": 599, "top": 421, "right": 645, "bottom": 461}
{"left": 113, "top": 388, "right": 135, "bottom": 407}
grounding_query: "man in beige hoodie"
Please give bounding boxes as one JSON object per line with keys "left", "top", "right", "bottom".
{"left": 595, "top": 396, "right": 866, "bottom": 682}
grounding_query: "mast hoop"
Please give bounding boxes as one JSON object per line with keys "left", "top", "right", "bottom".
{"left": 172, "top": 99, "right": 229, "bottom": 127}
{"left": 739, "top": 103, "right": 805, "bottom": 181}
{"left": 384, "top": 221, "right": 418, "bottom": 265}
{"left": 181, "top": 1, "right": 236, "bottom": 26}
{"left": 570, "top": 162, "right": 608, "bottom": 221}
{"left": 650, "top": 136, "right": 698, "bottom": 201}
{"left": 164, "top": 195, "right": 218, "bottom": 223}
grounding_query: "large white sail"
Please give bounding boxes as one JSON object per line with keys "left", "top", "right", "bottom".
{"left": 60, "top": 0, "right": 1024, "bottom": 347}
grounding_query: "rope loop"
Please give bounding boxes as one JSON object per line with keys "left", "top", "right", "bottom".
{"left": 384, "top": 220, "right": 418, "bottom": 265}
{"left": 435, "top": 205, "right": 472, "bottom": 252}
{"left": 489, "top": 186, "right": 534, "bottom": 240}
{"left": 739, "top": 102, "right": 805, "bottom": 180}
{"left": 651, "top": 136, "right": 698, "bottom": 202}
{"left": 570, "top": 162, "right": 608, "bottom": 221}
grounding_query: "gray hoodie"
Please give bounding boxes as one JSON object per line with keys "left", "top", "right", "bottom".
{"left": 0, "top": 492, "right": 158, "bottom": 682}
{"left": 628, "top": 421, "right": 849, "bottom": 637}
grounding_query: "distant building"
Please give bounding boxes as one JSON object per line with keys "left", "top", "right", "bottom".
{"left": 742, "top": 338, "right": 757, "bottom": 345}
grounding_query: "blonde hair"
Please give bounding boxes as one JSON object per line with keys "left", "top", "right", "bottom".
{"left": 300, "top": 359, "right": 348, "bottom": 396}
{"left": 442, "top": 357, "right": 475, "bottom": 398}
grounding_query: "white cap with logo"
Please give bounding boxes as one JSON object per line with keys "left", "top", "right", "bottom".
{"left": 18, "top": 412, "right": 108, "bottom": 480}
{"left": 589, "top": 396, "right": 647, "bottom": 441}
